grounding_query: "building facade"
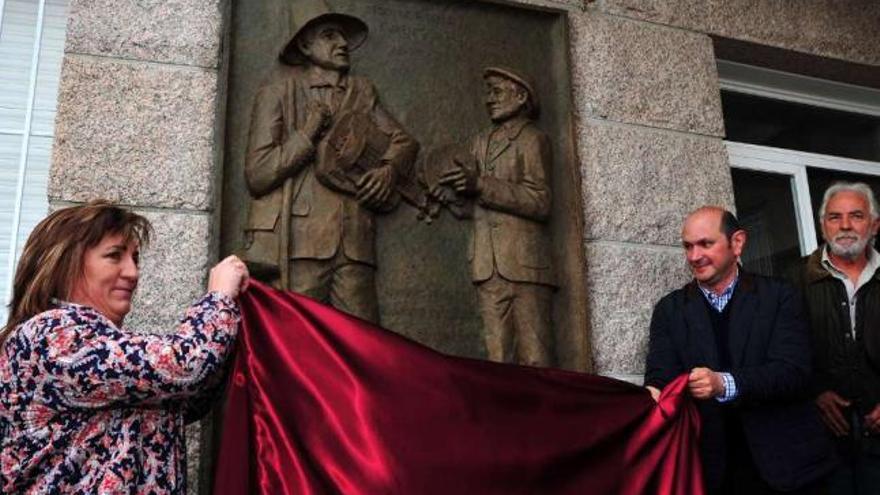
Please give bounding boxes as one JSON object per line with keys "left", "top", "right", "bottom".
{"left": 1, "top": 0, "right": 879, "bottom": 492}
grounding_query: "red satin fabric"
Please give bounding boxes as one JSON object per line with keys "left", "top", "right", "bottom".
{"left": 213, "top": 281, "right": 703, "bottom": 494}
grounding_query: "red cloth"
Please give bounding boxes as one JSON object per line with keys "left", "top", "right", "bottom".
{"left": 213, "top": 281, "right": 703, "bottom": 494}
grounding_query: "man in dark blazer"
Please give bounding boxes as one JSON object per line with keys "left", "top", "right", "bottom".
{"left": 645, "top": 206, "right": 835, "bottom": 494}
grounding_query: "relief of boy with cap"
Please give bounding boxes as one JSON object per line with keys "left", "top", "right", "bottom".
{"left": 437, "top": 67, "right": 557, "bottom": 366}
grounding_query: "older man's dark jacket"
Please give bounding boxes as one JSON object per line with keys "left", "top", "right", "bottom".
{"left": 645, "top": 272, "right": 835, "bottom": 491}
{"left": 793, "top": 248, "right": 880, "bottom": 455}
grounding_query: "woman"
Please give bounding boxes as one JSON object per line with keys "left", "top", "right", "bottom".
{"left": 0, "top": 201, "right": 249, "bottom": 494}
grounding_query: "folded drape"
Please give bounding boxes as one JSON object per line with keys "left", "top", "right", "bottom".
{"left": 213, "top": 281, "right": 703, "bottom": 494}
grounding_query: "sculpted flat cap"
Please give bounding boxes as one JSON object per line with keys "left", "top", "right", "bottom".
{"left": 483, "top": 66, "right": 540, "bottom": 119}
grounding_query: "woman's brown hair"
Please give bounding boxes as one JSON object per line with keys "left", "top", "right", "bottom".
{"left": 1, "top": 201, "right": 152, "bottom": 341}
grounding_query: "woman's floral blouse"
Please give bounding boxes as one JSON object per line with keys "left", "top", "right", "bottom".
{"left": 0, "top": 292, "right": 240, "bottom": 494}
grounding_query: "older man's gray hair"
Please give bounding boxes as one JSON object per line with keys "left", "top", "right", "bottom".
{"left": 818, "top": 181, "right": 880, "bottom": 221}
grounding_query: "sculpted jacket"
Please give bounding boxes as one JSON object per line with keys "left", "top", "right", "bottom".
{"left": 243, "top": 65, "right": 418, "bottom": 271}
{"left": 468, "top": 118, "right": 556, "bottom": 287}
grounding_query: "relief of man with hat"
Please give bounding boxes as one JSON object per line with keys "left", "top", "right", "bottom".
{"left": 242, "top": 0, "right": 419, "bottom": 323}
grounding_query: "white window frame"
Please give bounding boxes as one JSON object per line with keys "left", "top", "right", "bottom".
{"left": 720, "top": 61, "right": 880, "bottom": 257}
{"left": 0, "top": 0, "right": 54, "bottom": 306}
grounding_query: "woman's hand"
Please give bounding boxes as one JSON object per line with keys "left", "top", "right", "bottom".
{"left": 208, "top": 255, "right": 250, "bottom": 298}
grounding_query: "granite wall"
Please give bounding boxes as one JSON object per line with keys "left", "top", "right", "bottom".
{"left": 569, "top": 5, "right": 734, "bottom": 381}
{"left": 47, "top": 0, "right": 880, "bottom": 492}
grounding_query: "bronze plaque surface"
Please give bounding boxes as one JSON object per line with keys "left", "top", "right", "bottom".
{"left": 222, "top": 0, "right": 589, "bottom": 370}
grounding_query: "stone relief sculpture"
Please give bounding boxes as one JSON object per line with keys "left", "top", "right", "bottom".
{"left": 241, "top": 0, "right": 419, "bottom": 323}
{"left": 239, "top": 0, "right": 557, "bottom": 365}
{"left": 429, "top": 67, "right": 557, "bottom": 366}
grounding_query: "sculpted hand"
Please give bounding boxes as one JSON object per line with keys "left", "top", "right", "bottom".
{"left": 646, "top": 386, "right": 661, "bottom": 403}
{"left": 302, "top": 101, "right": 331, "bottom": 142}
{"left": 208, "top": 255, "right": 250, "bottom": 299}
{"left": 438, "top": 158, "right": 480, "bottom": 196}
{"left": 688, "top": 367, "right": 725, "bottom": 400}
{"left": 357, "top": 165, "right": 396, "bottom": 208}
{"left": 864, "top": 405, "right": 880, "bottom": 435}
{"left": 816, "top": 390, "right": 851, "bottom": 437}
{"left": 428, "top": 184, "right": 455, "bottom": 205}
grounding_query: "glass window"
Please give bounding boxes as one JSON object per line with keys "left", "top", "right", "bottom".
{"left": 0, "top": 134, "right": 22, "bottom": 303}
{"left": 732, "top": 168, "right": 802, "bottom": 278}
{"left": 722, "top": 90, "right": 880, "bottom": 162}
{"left": 0, "top": 0, "right": 70, "bottom": 319}
{"left": 722, "top": 61, "right": 880, "bottom": 283}
{"left": 0, "top": 1, "right": 39, "bottom": 132}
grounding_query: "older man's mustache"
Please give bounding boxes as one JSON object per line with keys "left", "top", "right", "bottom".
{"left": 833, "top": 234, "right": 861, "bottom": 243}
{"left": 828, "top": 231, "right": 873, "bottom": 259}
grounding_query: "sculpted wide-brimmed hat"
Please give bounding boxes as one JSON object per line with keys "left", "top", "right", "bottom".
{"left": 483, "top": 66, "right": 540, "bottom": 119}
{"left": 280, "top": 0, "right": 368, "bottom": 65}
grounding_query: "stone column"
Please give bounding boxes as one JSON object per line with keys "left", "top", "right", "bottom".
{"left": 49, "top": 1, "right": 228, "bottom": 493}
{"left": 569, "top": 8, "right": 734, "bottom": 382}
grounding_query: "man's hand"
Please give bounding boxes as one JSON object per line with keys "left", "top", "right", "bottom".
{"left": 646, "top": 386, "right": 661, "bottom": 403}
{"left": 302, "top": 101, "right": 331, "bottom": 142}
{"left": 357, "top": 165, "right": 396, "bottom": 209}
{"left": 438, "top": 158, "right": 480, "bottom": 196}
{"left": 688, "top": 367, "right": 725, "bottom": 399}
{"left": 865, "top": 404, "right": 880, "bottom": 435}
{"left": 816, "top": 390, "right": 851, "bottom": 437}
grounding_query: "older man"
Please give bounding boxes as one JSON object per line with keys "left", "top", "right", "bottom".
{"left": 796, "top": 182, "right": 880, "bottom": 494}
{"left": 645, "top": 206, "right": 834, "bottom": 494}
{"left": 242, "top": 0, "right": 418, "bottom": 322}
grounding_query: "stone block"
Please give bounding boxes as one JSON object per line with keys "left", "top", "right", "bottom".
{"left": 579, "top": 119, "right": 734, "bottom": 246}
{"left": 66, "top": 0, "right": 224, "bottom": 68}
{"left": 568, "top": 11, "right": 725, "bottom": 136}
{"left": 594, "top": 0, "right": 880, "bottom": 66}
{"left": 497, "top": 0, "right": 582, "bottom": 10}
{"left": 584, "top": 241, "right": 689, "bottom": 375}
{"left": 186, "top": 422, "right": 202, "bottom": 495}
{"left": 50, "top": 56, "right": 218, "bottom": 210}
{"left": 125, "top": 210, "right": 213, "bottom": 332}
